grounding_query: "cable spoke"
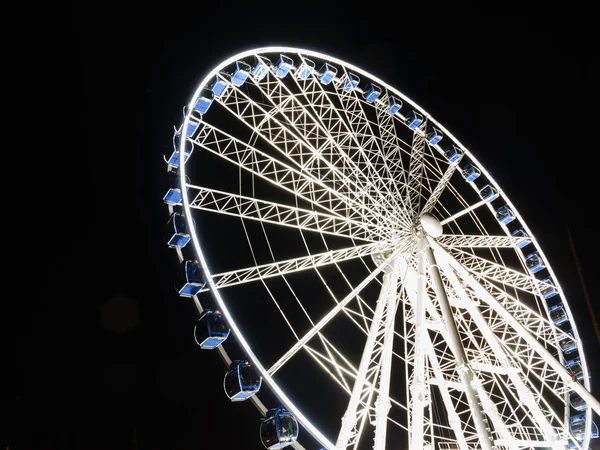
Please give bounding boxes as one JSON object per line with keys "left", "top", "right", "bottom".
{"left": 267, "top": 245, "right": 406, "bottom": 377}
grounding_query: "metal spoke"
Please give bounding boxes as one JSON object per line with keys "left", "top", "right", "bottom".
{"left": 193, "top": 122, "right": 392, "bottom": 228}
{"left": 268, "top": 245, "right": 405, "bottom": 377}
{"left": 436, "top": 234, "right": 530, "bottom": 249}
{"left": 216, "top": 73, "right": 402, "bottom": 232}
{"left": 198, "top": 241, "right": 390, "bottom": 292}
{"left": 187, "top": 184, "right": 381, "bottom": 242}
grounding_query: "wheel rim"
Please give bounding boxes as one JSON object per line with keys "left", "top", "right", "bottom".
{"left": 165, "top": 46, "right": 597, "bottom": 450}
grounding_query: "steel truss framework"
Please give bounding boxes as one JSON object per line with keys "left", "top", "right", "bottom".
{"left": 164, "top": 47, "right": 599, "bottom": 450}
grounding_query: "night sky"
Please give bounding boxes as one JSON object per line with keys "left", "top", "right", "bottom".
{"left": 8, "top": 4, "right": 598, "bottom": 450}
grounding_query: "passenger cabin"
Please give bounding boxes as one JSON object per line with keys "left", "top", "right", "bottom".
{"left": 570, "top": 412, "right": 599, "bottom": 441}
{"left": 387, "top": 96, "right": 402, "bottom": 114}
{"left": 362, "top": 83, "right": 382, "bottom": 103}
{"left": 177, "top": 259, "right": 206, "bottom": 297}
{"left": 165, "top": 211, "right": 190, "bottom": 248}
{"left": 495, "top": 205, "right": 515, "bottom": 225}
{"left": 179, "top": 119, "right": 200, "bottom": 138}
{"left": 426, "top": 126, "right": 443, "bottom": 145}
{"left": 318, "top": 63, "right": 337, "bottom": 84}
{"left": 511, "top": 228, "right": 531, "bottom": 248}
{"left": 549, "top": 302, "right": 568, "bottom": 325}
{"left": 251, "top": 57, "right": 270, "bottom": 81}
{"left": 479, "top": 184, "right": 499, "bottom": 202}
{"left": 273, "top": 54, "right": 294, "bottom": 78}
{"left": 295, "top": 58, "right": 315, "bottom": 80}
{"left": 228, "top": 60, "right": 252, "bottom": 86}
{"left": 568, "top": 425, "right": 599, "bottom": 450}
{"left": 208, "top": 75, "right": 228, "bottom": 97}
{"left": 163, "top": 168, "right": 188, "bottom": 205}
{"left": 570, "top": 391, "right": 587, "bottom": 411}
{"left": 405, "top": 110, "right": 423, "bottom": 129}
{"left": 193, "top": 88, "right": 215, "bottom": 114}
{"left": 194, "top": 309, "right": 230, "bottom": 349}
{"left": 343, "top": 72, "right": 360, "bottom": 92}
{"left": 525, "top": 251, "right": 546, "bottom": 273}
{"left": 559, "top": 329, "right": 578, "bottom": 354}
{"left": 539, "top": 276, "right": 559, "bottom": 299}
{"left": 565, "top": 356, "right": 584, "bottom": 381}
{"left": 224, "top": 359, "right": 261, "bottom": 401}
{"left": 444, "top": 145, "right": 463, "bottom": 163}
{"left": 260, "top": 407, "right": 299, "bottom": 449}
{"left": 461, "top": 163, "right": 481, "bottom": 182}
{"left": 166, "top": 136, "right": 194, "bottom": 169}
{"left": 570, "top": 412, "right": 586, "bottom": 440}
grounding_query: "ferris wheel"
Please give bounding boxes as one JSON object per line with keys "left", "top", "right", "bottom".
{"left": 162, "top": 46, "right": 600, "bottom": 450}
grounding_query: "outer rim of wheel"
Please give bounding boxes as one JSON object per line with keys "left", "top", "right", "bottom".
{"left": 175, "top": 46, "right": 590, "bottom": 449}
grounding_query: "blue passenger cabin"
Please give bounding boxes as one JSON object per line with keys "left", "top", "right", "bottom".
{"left": 570, "top": 391, "right": 587, "bottom": 412}
{"left": 252, "top": 57, "right": 270, "bottom": 81}
{"left": 549, "top": 302, "right": 568, "bottom": 325}
{"left": 479, "top": 184, "right": 499, "bottom": 202}
{"left": 273, "top": 54, "right": 294, "bottom": 78}
{"left": 387, "top": 96, "right": 402, "bottom": 114}
{"left": 344, "top": 72, "right": 360, "bottom": 92}
{"left": 565, "top": 356, "right": 584, "bottom": 381}
{"left": 426, "top": 126, "right": 443, "bottom": 145}
{"left": 570, "top": 413, "right": 586, "bottom": 441}
{"left": 570, "top": 412, "right": 599, "bottom": 441}
{"left": 568, "top": 422, "right": 599, "bottom": 449}
{"left": 166, "top": 136, "right": 194, "bottom": 169}
{"left": 511, "top": 228, "right": 531, "bottom": 248}
{"left": 229, "top": 60, "right": 252, "bottom": 86}
{"left": 165, "top": 211, "right": 190, "bottom": 248}
{"left": 444, "top": 145, "right": 463, "bottom": 163}
{"left": 525, "top": 251, "right": 546, "bottom": 273}
{"left": 177, "top": 259, "right": 206, "bottom": 297}
{"left": 224, "top": 359, "right": 262, "bottom": 401}
{"left": 559, "top": 329, "right": 578, "bottom": 354}
{"left": 461, "top": 163, "right": 481, "bottom": 182}
{"left": 405, "top": 110, "right": 423, "bottom": 129}
{"left": 208, "top": 75, "right": 228, "bottom": 97}
{"left": 295, "top": 58, "right": 315, "bottom": 80}
{"left": 163, "top": 169, "right": 185, "bottom": 205}
{"left": 178, "top": 119, "right": 200, "bottom": 138}
{"left": 194, "top": 309, "right": 230, "bottom": 349}
{"left": 362, "top": 83, "right": 382, "bottom": 102}
{"left": 318, "top": 63, "right": 337, "bottom": 84}
{"left": 193, "top": 88, "right": 215, "bottom": 114}
{"left": 260, "top": 407, "right": 299, "bottom": 449}
{"left": 495, "top": 205, "right": 515, "bottom": 225}
{"left": 539, "top": 276, "right": 559, "bottom": 299}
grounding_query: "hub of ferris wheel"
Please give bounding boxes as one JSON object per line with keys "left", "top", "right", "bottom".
{"left": 372, "top": 213, "right": 443, "bottom": 270}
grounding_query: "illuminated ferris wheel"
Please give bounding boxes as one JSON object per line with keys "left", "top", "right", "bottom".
{"left": 162, "top": 46, "right": 600, "bottom": 450}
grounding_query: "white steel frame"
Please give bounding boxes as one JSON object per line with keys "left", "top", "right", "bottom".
{"left": 165, "top": 46, "right": 598, "bottom": 450}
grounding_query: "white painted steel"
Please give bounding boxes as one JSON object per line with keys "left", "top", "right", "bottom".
{"left": 166, "top": 46, "right": 598, "bottom": 450}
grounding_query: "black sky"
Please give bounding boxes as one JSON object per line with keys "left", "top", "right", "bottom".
{"left": 8, "top": 4, "right": 598, "bottom": 450}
